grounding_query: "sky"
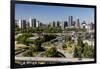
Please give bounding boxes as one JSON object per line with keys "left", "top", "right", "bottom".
{"left": 15, "top": 4, "right": 94, "bottom": 24}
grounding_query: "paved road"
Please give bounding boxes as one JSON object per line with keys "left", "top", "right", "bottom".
{"left": 15, "top": 57, "right": 94, "bottom": 62}
{"left": 16, "top": 51, "right": 26, "bottom": 57}
{"left": 50, "top": 36, "right": 74, "bottom": 58}
{"left": 35, "top": 52, "right": 44, "bottom": 57}
{"left": 57, "top": 49, "right": 73, "bottom": 58}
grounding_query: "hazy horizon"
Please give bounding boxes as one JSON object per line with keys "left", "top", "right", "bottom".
{"left": 15, "top": 4, "right": 95, "bottom": 24}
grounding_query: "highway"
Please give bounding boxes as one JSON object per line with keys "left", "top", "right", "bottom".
{"left": 15, "top": 57, "right": 94, "bottom": 62}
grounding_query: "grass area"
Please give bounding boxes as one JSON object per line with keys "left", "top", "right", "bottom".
{"left": 32, "top": 52, "right": 40, "bottom": 57}
{"left": 42, "top": 42, "right": 54, "bottom": 48}
{"left": 15, "top": 42, "right": 27, "bottom": 49}
{"left": 15, "top": 46, "right": 30, "bottom": 55}
{"left": 22, "top": 50, "right": 41, "bottom": 57}
{"left": 63, "top": 41, "right": 75, "bottom": 54}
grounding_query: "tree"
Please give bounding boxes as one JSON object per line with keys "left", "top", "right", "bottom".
{"left": 74, "top": 37, "right": 84, "bottom": 58}
{"left": 22, "top": 46, "right": 45, "bottom": 57}
{"left": 33, "top": 37, "right": 44, "bottom": 47}
{"left": 74, "top": 42, "right": 94, "bottom": 58}
{"left": 44, "top": 27, "right": 62, "bottom": 33}
{"left": 44, "top": 47, "right": 58, "bottom": 57}
{"left": 43, "top": 35, "right": 56, "bottom": 42}
{"left": 83, "top": 43, "right": 94, "bottom": 58}
{"left": 67, "top": 36, "right": 72, "bottom": 42}
{"left": 23, "top": 50, "right": 33, "bottom": 57}
{"left": 29, "top": 46, "right": 44, "bottom": 52}
{"left": 16, "top": 33, "right": 34, "bottom": 45}
{"left": 77, "top": 37, "right": 84, "bottom": 48}
{"left": 74, "top": 46, "right": 82, "bottom": 58}
{"left": 62, "top": 43, "right": 67, "bottom": 49}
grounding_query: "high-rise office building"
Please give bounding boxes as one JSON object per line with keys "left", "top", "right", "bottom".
{"left": 64, "top": 21, "right": 68, "bottom": 28}
{"left": 51, "top": 21, "right": 61, "bottom": 27}
{"left": 21, "top": 20, "right": 27, "bottom": 29}
{"left": 36, "top": 21, "right": 39, "bottom": 27}
{"left": 90, "top": 22, "right": 95, "bottom": 30}
{"left": 61, "top": 21, "right": 68, "bottom": 29}
{"left": 15, "top": 19, "right": 22, "bottom": 28}
{"left": 75, "top": 19, "right": 80, "bottom": 28}
{"left": 15, "top": 20, "right": 19, "bottom": 27}
{"left": 29, "top": 18, "right": 37, "bottom": 28}
{"left": 56, "top": 21, "right": 60, "bottom": 27}
{"left": 72, "top": 21, "right": 75, "bottom": 27}
{"left": 87, "top": 22, "right": 95, "bottom": 31}
{"left": 51, "top": 21, "right": 56, "bottom": 27}
{"left": 26, "top": 21, "right": 30, "bottom": 28}
{"left": 39, "top": 22, "right": 43, "bottom": 27}
{"left": 68, "top": 16, "right": 73, "bottom": 27}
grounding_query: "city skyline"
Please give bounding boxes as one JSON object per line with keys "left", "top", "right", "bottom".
{"left": 15, "top": 4, "right": 94, "bottom": 24}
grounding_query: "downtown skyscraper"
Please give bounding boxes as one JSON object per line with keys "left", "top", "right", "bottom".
{"left": 68, "top": 16, "right": 73, "bottom": 27}
{"left": 29, "top": 18, "right": 39, "bottom": 28}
